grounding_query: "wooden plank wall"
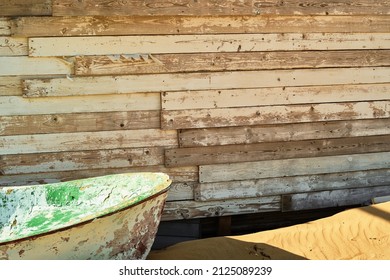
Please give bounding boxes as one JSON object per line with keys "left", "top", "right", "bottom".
{"left": 1, "top": 1, "right": 390, "bottom": 222}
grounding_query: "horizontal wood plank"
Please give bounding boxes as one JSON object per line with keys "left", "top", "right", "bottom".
{"left": 163, "top": 101, "right": 390, "bottom": 129}
{"left": 195, "top": 169, "right": 390, "bottom": 201}
{"left": 0, "top": 93, "right": 160, "bottom": 116}
{"left": 199, "top": 152, "right": 390, "bottom": 183}
{"left": 0, "top": 18, "right": 11, "bottom": 35}
{"left": 166, "top": 135, "right": 390, "bottom": 167}
{"left": 162, "top": 196, "right": 281, "bottom": 220}
{"left": 167, "top": 182, "right": 195, "bottom": 201}
{"left": 179, "top": 119, "right": 390, "bottom": 147}
{"left": 0, "top": 147, "right": 166, "bottom": 175}
{"left": 0, "top": 0, "right": 51, "bottom": 16}
{"left": 0, "top": 56, "right": 73, "bottom": 76}
{"left": 0, "top": 111, "right": 160, "bottom": 136}
{"left": 0, "top": 36, "right": 27, "bottom": 56}
{"left": 0, "top": 129, "right": 178, "bottom": 155}
{"left": 0, "top": 166, "right": 198, "bottom": 187}
{"left": 29, "top": 33, "right": 390, "bottom": 56}
{"left": 282, "top": 185, "right": 390, "bottom": 212}
{"left": 12, "top": 15, "right": 390, "bottom": 37}
{"left": 0, "top": 76, "right": 22, "bottom": 96}
{"left": 23, "top": 67, "right": 390, "bottom": 97}
{"left": 75, "top": 50, "right": 390, "bottom": 76}
{"left": 162, "top": 83, "right": 390, "bottom": 111}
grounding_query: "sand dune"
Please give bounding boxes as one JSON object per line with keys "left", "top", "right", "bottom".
{"left": 148, "top": 202, "right": 390, "bottom": 260}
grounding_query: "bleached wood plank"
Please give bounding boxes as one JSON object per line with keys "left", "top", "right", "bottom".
{"left": 0, "top": 129, "right": 178, "bottom": 155}
{"left": 0, "top": 147, "right": 166, "bottom": 175}
{"left": 166, "top": 135, "right": 390, "bottom": 167}
{"left": 0, "top": 36, "right": 27, "bottom": 56}
{"left": 163, "top": 101, "right": 390, "bottom": 130}
{"left": 0, "top": 0, "right": 51, "bottom": 16}
{"left": 75, "top": 50, "right": 390, "bottom": 76}
{"left": 0, "top": 76, "right": 22, "bottom": 96}
{"left": 199, "top": 152, "right": 390, "bottom": 183}
{"left": 179, "top": 119, "right": 390, "bottom": 147}
{"left": 0, "top": 56, "right": 73, "bottom": 76}
{"left": 23, "top": 67, "right": 390, "bottom": 97}
{"left": 0, "top": 18, "right": 11, "bottom": 35}
{"left": 162, "top": 83, "right": 390, "bottom": 110}
{"left": 0, "top": 111, "right": 160, "bottom": 136}
{"left": 28, "top": 33, "right": 390, "bottom": 57}
{"left": 195, "top": 169, "right": 390, "bottom": 201}
{"left": 162, "top": 196, "right": 281, "bottom": 220}
{"left": 0, "top": 93, "right": 160, "bottom": 116}
{"left": 0, "top": 166, "right": 199, "bottom": 187}
{"left": 167, "top": 182, "right": 195, "bottom": 201}
{"left": 282, "top": 186, "right": 390, "bottom": 212}
{"left": 13, "top": 15, "right": 390, "bottom": 37}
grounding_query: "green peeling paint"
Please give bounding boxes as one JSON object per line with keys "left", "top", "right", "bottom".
{"left": 46, "top": 185, "right": 81, "bottom": 207}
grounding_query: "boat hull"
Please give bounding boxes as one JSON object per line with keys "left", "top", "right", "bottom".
{"left": 0, "top": 191, "right": 167, "bottom": 260}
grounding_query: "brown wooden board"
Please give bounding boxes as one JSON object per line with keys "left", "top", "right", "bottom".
{"left": 0, "top": 111, "right": 160, "bottom": 136}
{"left": 195, "top": 169, "right": 390, "bottom": 201}
{"left": 178, "top": 119, "right": 390, "bottom": 147}
{"left": 0, "top": 76, "right": 22, "bottom": 96}
{"left": 0, "top": 0, "right": 51, "bottom": 16}
{"left": 12, "top": 15, "right": 390, "bottom": 37}
{"left": 165, "top": 135, "right": 390, "bottom": 167}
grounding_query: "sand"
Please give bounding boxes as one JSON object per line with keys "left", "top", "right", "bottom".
{"left": 148, "top": 202, "right": 390, "bottom": 260}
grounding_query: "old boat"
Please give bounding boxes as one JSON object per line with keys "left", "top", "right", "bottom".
{"left": 0, "top": 172, "right": 171, "bottom": 260}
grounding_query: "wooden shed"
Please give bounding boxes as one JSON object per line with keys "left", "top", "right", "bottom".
{"left": 1, "top": 0, "right": 390, "bottom": 246}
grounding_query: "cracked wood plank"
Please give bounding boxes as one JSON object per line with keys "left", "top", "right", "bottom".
{"left": 12, "top": 15, "right": 390, "bottom": 37}
{"left": 199, "top": 151, "right": 390, "bottom": 183}
{"left": 0, "top": 0, "right": 51, "bottom": 16}
{"left": 195, "top": 169, "right": 390, "bottom": 201}
{"left": 28, "top": 33, "right": 390, "bottom": 57}
{"left": 165, "top": 135, "right": 390, "bottom": 167}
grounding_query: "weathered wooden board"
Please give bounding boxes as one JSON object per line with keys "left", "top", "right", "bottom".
{"left": 0, "top": 111, "right": 160, "bottom": 136}
{"left": 167, "top": 182, "right": 196, "bottom": 201}
{"left": 253, "top": 0, "right": 390, "bottom": 15}
{"left": 0, "top": 56, "right": 73, "bottom": 76}
{"left": 23, "top": 68, "right": 390, "bottom": 97}
{"left": 162, "top": 83, "right": 390, "bottom": 111}
{"left": 29, "top": 33, "right": 390, "bottom": 57}
{"left": 0, "top": 0, "right": 51, "bottom": 16}
{"left": 0, "top": 166, "right": 198, "bottom": 187}
{"left": 178, "top": 119, "right": 390, "bottom": 147}
{"left": 162, "top": 196, "right": 281, "bottom": 220}
{"left": 199, "top": 151, "right": 390, "bottom": 183}
{"left": 12, "top": 15, "right": 390, "bottom": 37}
{"left": 195, "top": 169, "right": 390, "bottom": 201}
{"left": 0, "top": 147, "right": 166, "bottom": 175}
{"left": 75, "top": 50, "right": 390, "bottom": 76}
{"left": 282, "top": 185, "right": 390, "bottom": 212}
{"left": 0, "top": 93, "right": 160, "bottom": 116}
{"left": 52, "top": 0, "right": 390, "bottom": 16}
{"left": 166, "top": 135, "right": 390, "bottom": 167}
{"left": 52, "top": 0, "right": 256, "bottom": 16}
{"left": 0, "top": 18, "right": 11, "bottom": 35}
{"left": 0, "top": 77, "right": 22, "bottom": 96}
{"left": 0, "top": 37, "right": 27, "bottom": 56}
{"left": 162, "top": 101, "right": 390, "bottom": 130}
{"left": 0, "top": 129, "right": 178, "bottom": 155}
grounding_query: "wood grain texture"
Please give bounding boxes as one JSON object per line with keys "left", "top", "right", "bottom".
{"left": 165, "top": 135, "right": 390, "bottom": 167}
{"left": 0, "top": 77, "right": 22, "bottom": 96}
{"left": 0, "top": 18, "right": 11, "bottom": 35}
{"left": 1, "top": 129, "right": 178, "bottom": 155}
{"left": 162, "top": 83, "right": 390, "bottom": 110}
{"left": 0, "top": 0, "right": 51, "bottom": 16}
{"left": 162, "top": 196, "right": 281, "bottom": 220}
{"left": 195, "top": 169, "right": 390, "bottom": 201}
{"left": 178, "top": 119, "right": 390, "bottom": 147}
{"left": 23, "top": 68, "right": 390, "bottom": 97}
{"left": 167, "top": 182, "right": 196, "bottom": 201}
{"left": 162, "top": 101, "right": 390, "bottom": 130}
{"left": 0, "top": 36, "right": 27, "bottom": 56}
{"left": 75, "top": 50, "right": 390, "bottom": 76}
{"left": 29, "top": 33, "right": 390, "bottom": 56}
{"left": 0, "top": 93, "right": 160, "bottom": 116}
{"left": 0, "top": 111, "right": 160, "bottom": 136}
{"left": 199, "top": 152, "right": 390, "bottom": 183}
{"left": 12, "top": 15, "right": 390, "bottom": 37}
{"left": 282, "top": 185, "right": 390, "bottom": 212}
{"left": 0, "top": 147, "right": 166, "bottom": 175}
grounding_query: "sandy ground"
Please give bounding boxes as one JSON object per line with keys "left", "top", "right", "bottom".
{"left": 148, "top": 202, "right": 390, "bottom": 260}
